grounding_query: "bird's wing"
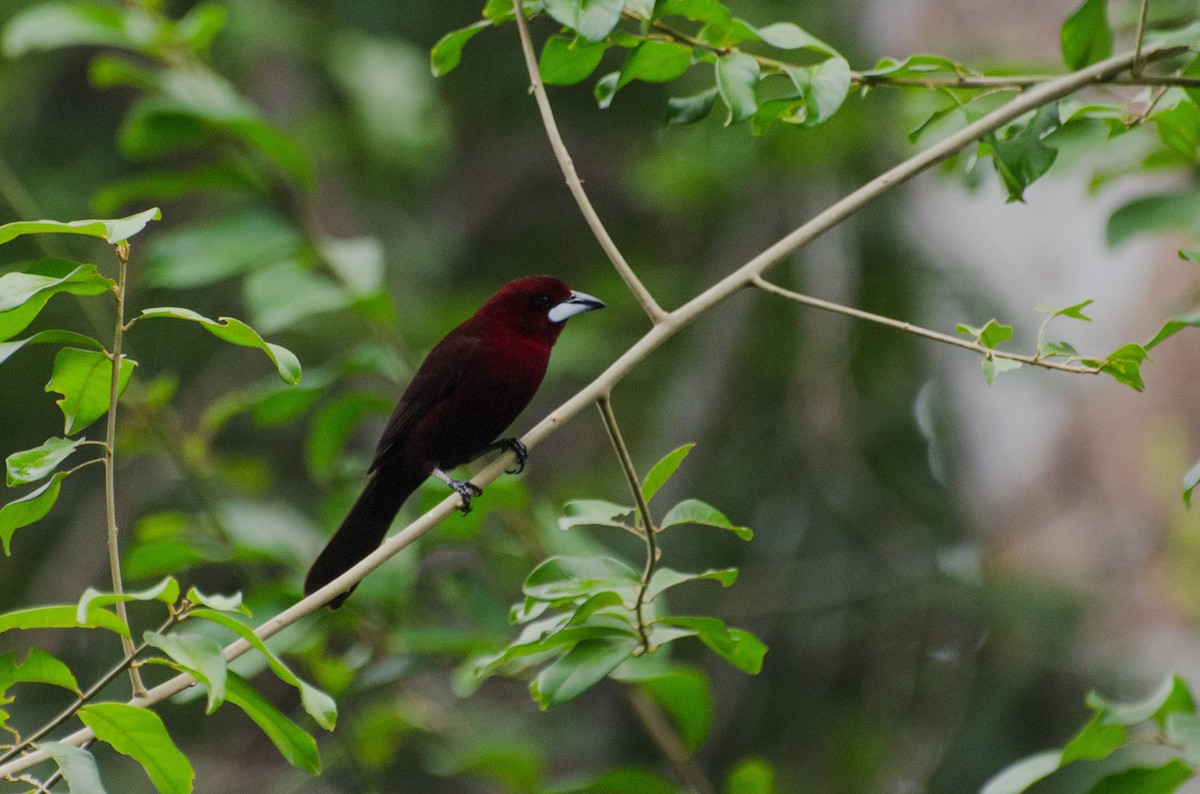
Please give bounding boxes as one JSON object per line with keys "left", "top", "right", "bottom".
{"left": 368, "top": 331, "right": 481, "bottom": 473}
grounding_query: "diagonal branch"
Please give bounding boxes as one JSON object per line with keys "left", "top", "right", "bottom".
{"left": 511, "top": 0, "right": 667, "bottom": 325}
{"left": 0, "top": 42, "right": 1170, "bottom": 783}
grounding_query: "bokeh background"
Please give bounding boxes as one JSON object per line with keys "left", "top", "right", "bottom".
{"left": 1, "top": 0, "right": 1199, "bottom": 791}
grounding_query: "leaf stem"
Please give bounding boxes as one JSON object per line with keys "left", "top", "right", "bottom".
{"left": 1133, "top": 0, "right": 1151, "bottom": 77}
{"left": 104, "top": 242, "right": 145, "bottom": 697}
{"left": 595, "top": 396, "right": 657, "bottom": 653}
{"left": 512, "top": 0, "right": 667, "bottom": 325}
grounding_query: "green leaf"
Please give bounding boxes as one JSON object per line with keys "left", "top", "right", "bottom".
{"left": 544, "top": 0, "right": 624, "bottom": 43}
{"left": 1146, "top": 308, "right": 1200, "bottom": 351}
{"left": 1089, "top": 760, "right": 1192, "bottom": 794}
{"left": 6, "top": 437, "right": 84, "bottom": 487}
{"left": 1083, "top": 343, "right": 1149, "bottom": 392}
{"left": 750, "top": 21, "right": 838, "bottom": 55}
{"left": 540, "top": 35, "right": 609, "bottom": 86}
{"left": 0, "top": 648, "right": 80, "bottom": 695}
{"left": 618, "top": 40, "right": 692, "bottom": 89}
{"left": 613, "top": 664, "right": 713, "bottom": 751}
{"left": 0, "top": 260, "right": 114, "bottom": 342}
{"left": 1060, "top": 0, "right": 1113, "bottom": 70}
{"left": 0, "top": 208, "right": 160, "bottom": 246}
{"left": 242, "top": 261, "right": 354, "bottom": 334}
{"left": 644, "top": 567, "right": 738, "bottom": 602}
{"left": 1060, "top": 716, "right": 1127, "bottom": 764}
{"left": 1086, "top": 673, "right": 1196, "bottom": 727}
{"left": 430, "top": 20, "right": 491, "bottom": 77}
{"left": 37, "top": 741, "right": 106, "bottom": 794}
{"left": 641, "top": 443, "right": 695, "bottom": 503}
{"left": 145, "top": 212, "right": 300, "bottom": 288}
{"left": 716, "top": 54, "right": 759, "bottom": 124}
{"left": 544, "top": 768, "right": 677, "bottom": 794}
{"left": 134, "top": 307, "right": 301, "bottom": 385}
{"left": 0, "top": 472, "right": 68, "bottom": 555}
{"left": 482, "top": 0, "right": 546, "bottom": 21}
{"left": 658, "top": 0, "right": 733, "bottom": 34}
{"left": 3, "top": 1, "right": 134, "bottom": 55}
{"left": 1167, "top": 712, "right": 1200, "bottom": 764}
{"left": 987, "top": 103, "right": 1060, "bottom": 202}
{"left": 1184, "top": 457, "right": 1200, "bottom": 509}
{"left": 174, "top": 2, "right": 227, "bottom": 51}
{"left": 224, "top": 671, "right": 321, "bottom": 773}
{"left": 523, "top": 556, "right": 641, "bottom": 602}
{"left": 661, "top": 499, "right": 752, "bottom": 539}
{"left": 982, "top": 356, "right": 1022, "bottom": 386}
{"left": 666, "top": 88, "right": 719, "bottom": 125}
{"left": 862, "top": 53, "right": 974, "bottom": 81}
{"left": 1108, "top": 189, "right": 1200, "bottom": 248}
{"left": 725, "top": 756, "right": 776, "bottom": 794}
{"left": 76, "top": 577, "right": 180, "bottom": 624}
{"left": 0, "top": 329, "right": 104, "bottom": 367}
{"left": 46, "top": 347, "right": 136, "bottom": 434}
{"left": 956, "top": 319, "right": 1013, "bottom": 348}
{"left": 189, "top": 608, "right": 336, "bottom": 730}
{"left": 594, "top": 70, "right": 620, "bottom": 108}
{"left": 657, "top": 616, "right": 767, "bottom": 673}
{"left": 305, "top": 392, "right": 392, "bottom": 482}
{"left": 782, "top": 57, "right": 851, "bottom": 127}
{"left": 530, "top": 636, "right": 638, "bottom": 709}
{"left": 0, "top": 603, "right": 129, "bottom": 637}
{"left": 78, "top": 703, "right": 194, "bottom": 794}
{"left": 978, "top": 750, "right": 1062, "bottom": 794}
{"left": 1040, "top": 341, "right": 1079, "bottom": 358}
{"left": 1153, "top": 99, "right": 1200, "bottom": 158}
{"left": 559, "top": 499, "right": 636, "bottom": 532}
{"left": 1036, "top": 299, "right": 1094, "bottom": 322}
{"left": 184, "top": 586, "right": 250, "bottom": 615}
{"left": 143, "top": 631, "right": 227, "bottom": 714}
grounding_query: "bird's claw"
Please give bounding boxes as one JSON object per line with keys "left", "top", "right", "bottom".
{"left": 492, "top": 437, "right": 528, "bottom": 474}
{"left": 450, "top": 479, "right": 483, "bottom": 514}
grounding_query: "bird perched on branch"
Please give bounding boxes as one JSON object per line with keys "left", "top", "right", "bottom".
{"left": 304, "top": 276, "right": 604, "bottom": 608}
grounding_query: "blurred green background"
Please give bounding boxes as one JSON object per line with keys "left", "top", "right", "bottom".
{"left": 1, "top": 0, "right": 1199, "bottom": 791}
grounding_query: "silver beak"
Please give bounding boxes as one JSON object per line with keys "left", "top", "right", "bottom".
{"left": 548, "top": 290, "right": 605, "bottom": 323}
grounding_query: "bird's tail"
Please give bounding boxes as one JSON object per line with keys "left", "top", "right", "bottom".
{"left": 304, "top": 464, "right": 427, "bottom": 609}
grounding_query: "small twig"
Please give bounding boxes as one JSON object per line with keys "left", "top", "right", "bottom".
{"left": 103, "top": 241, "right": 145, "bottom": 698}
{"left": 1133, "top": 0, "right": 1152, "bottom": 77}
{"left": 596, "top": 396, "right": 658, "bottom": 653}
{"left": 623, "top": 686, "right": 716, "bottom": 794}
{"left": 511, "top": 0, "right": 667, "bottom": 325}
{"left": 751, "top": 277, "right": 1104, "bottom": 375}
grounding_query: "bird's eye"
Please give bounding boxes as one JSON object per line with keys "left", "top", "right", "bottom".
{"left": 533, "top": 295, "right": 553, "bottom": 310}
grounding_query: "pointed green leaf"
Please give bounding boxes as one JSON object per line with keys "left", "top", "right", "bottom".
{"left": 45, "top": 348, "right": 136, "bottom": 434}
{"left": 558, "top": 499, "right": 636, "bottom": 532}
{"left": 1061, "top": 0, "right": 1113, "bottom": 70}
{"left": 189, "top": 609, "right": 336, "bottom": 730}
{"left": 1040, "top": 341, "right": 1079, "bottom": 358}
{"left": 657, "top": 616, "right": 766, "bottom": 673}
{"left": 0, "top": 329, "right": 104, "bottom": 367}
{"left": 544, "top": 0, "right": 624, "bottom": 42}
{"left": 79, "top": 702, "right": 194, "bottom": 794}
{"left": 135, "top": 307, "right": 300, "bottom": 384}
{"left": 983, "top": 356, "right": 1022, "bottom": 386}
{"left": 184, "top": 586, "right": 250, "bottom": 615}
{"left": 594, "top": 70, "right": 620, "bottom": 108}
{"left": 661, "top": 499, "right": 751, "bottom": 539}
{"left": 523, "top": 556, "right": 641, "bottom": 602}
{"left": 1083, "top": 343, "right": 1149, "bottom": 392}
{"left": 224, "top": 671, "right": 321, "bottom": 773}
{"left": 37, "top": 741, "right": 106, "bottom": 794}
{"left": 751, "top": 21, "right": 839, "bottom": 54}
{"left": 540, "top": 35, "right": 609, "bottom": 86}
{"left": 617, "top": 40, "right": 692, "bottom": 88}
{"left": 0, "top": 260, "right": 114, "bottom": 342}
{"left": 715, "top": 54, "right": 759, "bottom": 124}
{"left": 143, "top": 631, "right": 227, "bottom": 714}
{"left": 1146, "top": 307, "right": 1200, "bottom": 351}
{"left": 956, "top": 319, "right": 1013, "bottom": 348}
{"left": 987, "top": 103, "right": 1060, "bottom": 202}
{"left": 644, "top": 567, "right": 738, "bottom": 602}
{"left": 6, "top": 437, "right": 85, "bottom": 487}
{"left": 0, "top": 648, "right": 80, "bottom": 696}
{"left": 1089, "top": 761, "right": 1191, "bottom": 793}
{"left": 76, "top": 577, "right": 180, "bottom": 624}
{"left": 530, "top": 636, "right": 638, "bottom": 709}
{"left": 0, "top": 471, "right": 68, "bottom": 555}
{"left": 782, "top": 57, "right": 851, "bottom": 127}
{"left": 666, "top": 87, "right": 719, "bottom": 125}
{"left": 0, "top": 603, "right": 128, "bottom": 637}
{"left": 641, "top": 443, "right": 695, "bottom": 503}
{"left": 0, "top": 208, "right": 160, "bottom": 246}
{"left": 1060, "top": 716, "right": 1127, "bottom": 764}
{"left": 1035, "top": 299, "right": 1094, "bottom": 322}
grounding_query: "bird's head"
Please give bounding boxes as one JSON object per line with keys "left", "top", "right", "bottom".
{"left": 474, "top": 276, "right": 604, "bottom": 343}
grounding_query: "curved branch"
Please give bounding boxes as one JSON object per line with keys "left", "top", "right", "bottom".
{"left": 0, "top": 42, "right": 1169, "bottom": 782}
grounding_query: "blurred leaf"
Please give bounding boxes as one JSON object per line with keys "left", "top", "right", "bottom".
{"left": 545, "top": 0, "right": 623, "bottom": 42}
{"left": 134, "top": 307, "right": 301, "bottom": 384}
{"left": 75, "top": 577, "right": 179, "bottom": 624}
{"left": 0, "top": 329, "right": 104, "bottom": 367}
{"left": 224, "top": 671, "right": 321, "bottom": 773}
{"left": 305, "top": 392, "right": 392, "bottom": 482}
{"left": 1089, "top": 760, "right": 1191, "bottom": 794}
{"left": 0, "top": 260, "right": 114, "bottom": 342}
{"left": 320, "top": 237, "right": 385, "bottom": 296}
{"left": 745, "top": 21, "right": 839, "bottom": 55}
{"left": 483, "top": 0, "right": 546, "bottom": 21}
{"left": 144, "top": 631, "right": 227, "bottom": 714}
{"left": 190, "top": 609, "right": 336, "bottom": 730}
{"left": 978, "top": 750, "right": 1063, "bottom": 794}
{"left": 544, "top": 768, "right": 676, "bottom": 794}
{"left": 92, "top": 164, "right": 264, "bottom": 217}
{"left": 0, "top": 472, "right": 68, "bottom": 555}
{"left": 987, "top": 103, "right": 1060, "bottom": 202}
{"left": 46, "top": 347, "right": 136, "bottom": 434}
{"left": 1167, "top": 712, "right": 1200, "bottom": 764}
{"left": 541, "top": 35, "right": 609, "bottom": 86}
{"left": 0, "top": 207, "right": 160, "bottom": 245}
{"left": 6, "top": 436, "right": 84, "bottom": 486}
{"left": 37, "top": 741, "right": 105, "bottom": 794}
{"left": 174, "top": 2, "right": 226, "bottom": 51}
{"left": 1083, "top": 343, "right": 1149, "bottom": 392}
{"left": 1086, "top": 674, "right": 1196, "bottom": 727}
{"left": 242, "top": 261, "right": 354, "bottom": 335}
{"left": 618, "top": 40, "right": 692, "bottom": 88}
{"left": 1060, "top": 0, "right": 1113, "bottom": 69}
{"left": 659, "top": 0, "right": 733, "bottom": 33}
{"left": 530, "top": 636, "right": 638, "bottom": 709}
{"left": 430, "top": 20, "right": 490, "bottom": 77}
{"left": 1153, "top": 99, "right": 1200, "bottom": 158}
{"left": 1145, "top": 308, "right": 1200, "bottom": 351}
{"left": 657, "top": 616, "right": 766, "bottom": 673}
{"left": 613, "top": 664, "right": 713, "bottom": 751}
{"left": 644, "top": 567, "right": 738, "bottom": 602}
{"left": 982, "top": 356, "right": 1022, "bottom": 386}
{"left": 78, "top": 702, "right": 194, "bottom": 794}
{"left": 523, "top": 556, "right": 641, "bottom": 602}
{"left": 594, "top": 70, "right": 619, "bottom": 108}
{"left": 145, "top": 212, "right": 299, "bottom": 288}
{"left": 641, "top": 443, "right": 694, "bottom": 503}
{"left": 666, "top": 87, "right": 718, "bottom": 125}
{"left": 716, "top": 54, "right": 759, "bottom": 124}
{"left": 661, "top": 498, "right": 752, "bottom": 539}
{"left": 1184, "top": 456, "right": 1200, "bottom": 508}
{"left": 1040, "top": 341, "right": 1079, "bottom": 358}
{"left": 862, "top": 53, "right": 975, "bottom": 80}
{"left": 1107, "top": 189, "right": 1200, "bottom": 248}
{"left": 0, "top": 603, "right": 128, "bottom": 637}
{"left": 185, "top": 586, "right": 249, "bottom": 615}
{"left": 558, "top": 499, "right": 636, "bottom": 532}
{"left": 1060, "top": 716, "right": 1126, "bottom": 764}
{"left": 725, "top": 756, "right": 776, "bottom": 794}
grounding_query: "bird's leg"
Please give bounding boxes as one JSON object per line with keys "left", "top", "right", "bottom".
{"left": 488, "top": 437, "right": 528, "bottom": 474}
{"left": 433, "top": 468, "right": 483, "bottom": 514}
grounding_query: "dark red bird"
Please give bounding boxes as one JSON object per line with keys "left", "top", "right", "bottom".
{"left": 304, "top": 276, "right": 604, "bottom": 608}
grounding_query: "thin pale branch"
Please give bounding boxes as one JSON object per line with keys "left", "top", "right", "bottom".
{"left": 596, "top": 396, "right": 658, "bottom": 652}
{"left": 751, "top": 277, "right": 1104, "bottom": 375}
{"left": 0, "top": 42, "right": 1169, "bottom": 782}
{"left": 1133, "top": 0, "right": 1152, "bottom": 76}
{"left": 512, "top": 0, "right": 667, "bottom": 325}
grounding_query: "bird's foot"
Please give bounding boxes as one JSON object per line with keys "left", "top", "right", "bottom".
{"left": 490, "top": 437, "right": 528, "bottom": 474}
{"left": 449, "top": 479, "right": 483, "bottom": 514}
